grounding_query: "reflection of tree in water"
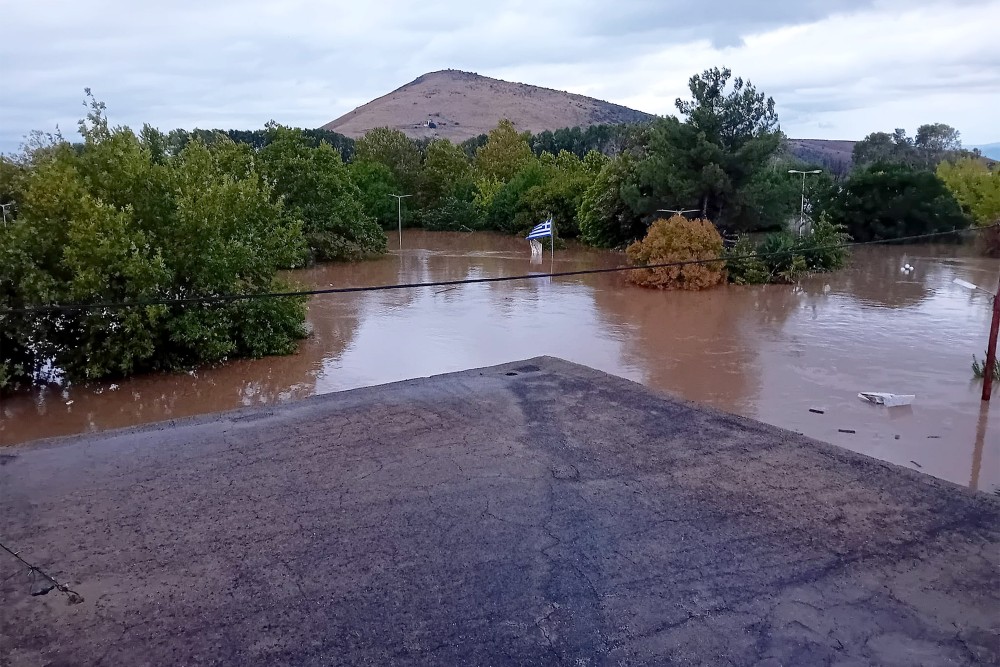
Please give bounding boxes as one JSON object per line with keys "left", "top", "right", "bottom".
{"left": 589, "top": 279, "right": 798, "bottom": 414}
{"left": 2, "top": 294, "right": 365, "bottom": 445}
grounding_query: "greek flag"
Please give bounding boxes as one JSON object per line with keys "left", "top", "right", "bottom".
{"left": 526, "top": 219, "right": 553, "bottom": 240}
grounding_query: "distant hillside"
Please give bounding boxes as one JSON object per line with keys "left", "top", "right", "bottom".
{"left": 322, "top": 69, "right": 655, "bottom": 143}
{"left": 785, "top": 138, "right": 856, "bottom": 175}
{"left": 320, "top": 70, "right": 891, "bottom": 173}
{"left": 972, "top": 143, "right": 1000, "bottom": 160}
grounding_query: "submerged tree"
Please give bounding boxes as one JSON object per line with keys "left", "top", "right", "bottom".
{"left": 0, "top": 94, "right": 307, "bottom": 389}
{"left": 260, "top": 125, "right": 385, "bottom": 261}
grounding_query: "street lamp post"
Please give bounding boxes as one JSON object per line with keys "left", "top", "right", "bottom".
{"left": 388, "top": 194, "right": 412, "bottom": 250}
{"left": 788, "top": 169, "right": 822, "bottom": 235}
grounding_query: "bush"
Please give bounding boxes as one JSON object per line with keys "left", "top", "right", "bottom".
{"left": 422, "top": 196, "right": 482, "bottom": 231}
{"left": 724, "top": 235, "right": 772, "bottom": 285}
{"left": 797, "top": 214, "right": 851, "bottom": 271}
{"left": 972, "top": 352, "right": 1000, "bottom": 380}
{"left": 626, "top": 216, "right": 725, "bottom": 290}
{"left": 725, "top": 215, "right": 851, "bottom": 284}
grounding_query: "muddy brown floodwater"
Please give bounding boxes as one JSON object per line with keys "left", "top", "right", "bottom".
{"left": 1, "top": 231, "right": 998, "bottom": 491}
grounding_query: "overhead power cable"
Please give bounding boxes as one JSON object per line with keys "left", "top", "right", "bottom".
{"left": 1, "top": 225, "right": 994, "bottom": 316}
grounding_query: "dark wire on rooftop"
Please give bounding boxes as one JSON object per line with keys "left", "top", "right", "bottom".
{"left": 1, "top": 224, "right": 995, "bottom": 316}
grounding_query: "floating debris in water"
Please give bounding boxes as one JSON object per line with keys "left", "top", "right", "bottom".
{"left": 838, "top": 428, "right": 856, "bottom": 434}
{"left": 858, "top": 392, "right": 915, "bottom": 407}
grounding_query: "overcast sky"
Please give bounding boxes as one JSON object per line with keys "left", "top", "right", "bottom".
{"left": 2, "top": 0, "right": 998, "bottom": 153}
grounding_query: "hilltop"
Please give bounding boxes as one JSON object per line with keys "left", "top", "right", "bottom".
{"left": 322, "top": 69, "right": 654, "bottom": 142}
{"left": 320, "top": 69, "right": 871, "bottom": 173}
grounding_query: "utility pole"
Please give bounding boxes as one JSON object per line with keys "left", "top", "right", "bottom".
{"left": 388, "top": 194, "right": 412, "bottom": 250}
{"left": 983, "top": 272, "right": 1000, "bottom": 401}
{"left": 954, "top": 273, "right": 1000, "bottom": 401}
{"left": 788, "top": 170, "right": 821, "bottom": 235}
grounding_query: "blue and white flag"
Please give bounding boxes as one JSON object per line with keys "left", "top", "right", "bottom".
{"left": 526, "top": 219, "right": 553, "bottom": 240}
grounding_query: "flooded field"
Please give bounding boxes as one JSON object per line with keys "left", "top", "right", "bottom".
{"left": 2, "top": 231, "right": 998, "bottom": 491}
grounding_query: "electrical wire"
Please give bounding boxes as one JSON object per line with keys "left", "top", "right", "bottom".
{"left": 0, "top": 541, "right": 84, "bottom": 604}
{"left": 1, "top": 224, "right": 994, "bottom": 316}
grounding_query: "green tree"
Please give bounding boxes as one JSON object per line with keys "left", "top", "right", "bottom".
{"left": 631, "top": 68, "right": 782, "bottom": 230}
{"left": 349, "top": 160, "right": 399, "bottom": 229}
{"left": 852, "top": 130, "right": 912, "bottom": 167}
{"left": 578, "top": 155, "right": 645, "bottom": 248}
{"left": 484, "top": 161, "right": 547, "bottom": 233}
{"left": 355, "top": 127, "right": 421, "bottom": 193}
{"left": 915, "top": 123, "right": 962, "bottom": 162}
{"left": 0, "top": 156, "right": 23, "bottom": 220}
{"left": 741, "top": 162, "right": 834, "bottom": 232}
{"left": 419, "top": 138, "right": 472, "bottom": 209}
{"left": 0, "top": 95, "right": 307, "bottom": 389}
{"left": 518, "top": 151, "right": 591, "bottom": 237}
{"left": 260, "top": 125, "right": 385, "bottom": 261}
{"left": 853, "top": 123, "right": 966, "bottom": 170}
{"left": 825, "top": 163, "right": 970, "bottom": 242}
{"left": 475, "top": 119, "right": 535, "bottom": 182}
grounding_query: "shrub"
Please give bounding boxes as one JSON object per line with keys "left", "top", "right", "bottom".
{"left": 972, "top": 352, "right": 1000, "bottom": 380}
{"left": 724, "top": 235, "right": 771, "bottom": 285}
{"left": 797, "top": 214, "right": 851, "bottom": 271}
{"left": 422, "top": 196, "right": 482, "bottom": 231}
{"left": 626, "top": 216, "right": 725, "bottom": 290}
{"left": 725, "top": 215, "right": 851, "bottom": 285}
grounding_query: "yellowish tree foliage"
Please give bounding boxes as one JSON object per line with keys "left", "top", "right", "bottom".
{"left": 937, "top": 157, "right": 1000, "bottom": 226}
{"left": 626, "top": 215, "right": 726, "bottom": 290}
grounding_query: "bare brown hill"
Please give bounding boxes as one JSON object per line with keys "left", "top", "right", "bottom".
{"left": 322, "top": 70, "right": 860, "bottom": 172}
{"left": 785, "top": 138, "right": 856, "bottom": 175}
{"left": 322, "top": 69, "right": 654, "bottom": 143}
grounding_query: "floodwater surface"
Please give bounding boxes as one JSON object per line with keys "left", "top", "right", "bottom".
{"left": 2, "top": 231, "right": 998, "bottom": 491}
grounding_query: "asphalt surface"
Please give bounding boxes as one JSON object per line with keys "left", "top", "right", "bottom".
{"left": 1, "top": 357, "right": 998, "bottom": 666}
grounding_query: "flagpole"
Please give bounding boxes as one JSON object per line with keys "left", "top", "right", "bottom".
{"left": 550, "top": 218, "right": 554, "bottom": 263}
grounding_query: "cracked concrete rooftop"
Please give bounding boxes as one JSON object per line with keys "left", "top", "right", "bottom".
{"left": 1, "top": 357, "right": 998, "bottom": 665}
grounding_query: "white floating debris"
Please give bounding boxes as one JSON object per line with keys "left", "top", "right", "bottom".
{"left": 953, "top": 278, "right": 978, "bottom": 291}
{"left": 858, "top": 392, "right": 915, "bottom": 408}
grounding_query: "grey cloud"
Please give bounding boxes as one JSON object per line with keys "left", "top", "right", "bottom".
{"left": 1, "top": 0, "right": 997, "bottom": 152}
